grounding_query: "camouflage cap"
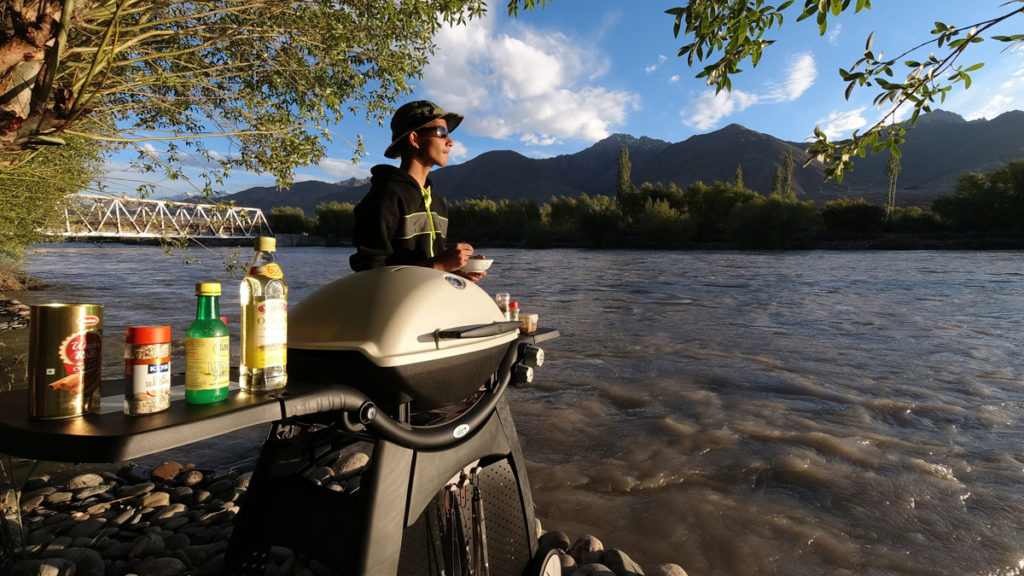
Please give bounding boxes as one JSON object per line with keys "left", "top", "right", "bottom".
{"left": 384, "top": 100, "right": 464, "bottom": 159}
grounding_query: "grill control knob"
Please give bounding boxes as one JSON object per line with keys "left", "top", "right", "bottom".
{"left": 519, "top": 344, "right": 545, "bottom": 367}
{"left": 511, "top": 364, "right": 534, "bottom": 387}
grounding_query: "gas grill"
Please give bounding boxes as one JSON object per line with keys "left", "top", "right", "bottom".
{"left": 225, "top": 266, "right": 559, "bottom": 576}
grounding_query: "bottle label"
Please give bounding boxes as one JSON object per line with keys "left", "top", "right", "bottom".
{"left": 126, "top": 361, "right": 171, "bottom": 414}
{"left": 185, "top": 336, "right": 230, "bottom": 390}
{"left": 244, "top": 298, "right": 287, "bottom": 369}
{"left": 249, "top": 263, "right": 284, "bottom": 279}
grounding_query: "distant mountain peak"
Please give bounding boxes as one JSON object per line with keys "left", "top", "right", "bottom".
{"left": 334, "top": 177, "right": 369, "bottom": 187}
{"left": 720, "top": 123, "right": 751, "bottom": 132}
{"left": 916, "top": 110, "right": 966, "bottom": 125}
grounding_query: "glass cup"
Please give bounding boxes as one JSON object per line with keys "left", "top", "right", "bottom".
{"left": 495, "top": 292, "right": 510, "bottom": 319}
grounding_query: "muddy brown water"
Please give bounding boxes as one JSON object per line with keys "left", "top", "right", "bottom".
{"left": 6, "top": 244, "right": 1024, "bottom": 576}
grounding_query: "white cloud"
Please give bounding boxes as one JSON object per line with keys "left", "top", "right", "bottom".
{"left": 449, "top": 141, "right": 469, "bottom": 161}
{"left": 828, "top": 24, "right": 843, "bottom": 46}
{"left": 959, "top": 51, "right": 1024, "bottom": 121}
{"left": 816, "top": 107, "right": 868, "bottom": 138}
{"left": 313, "top": 157, "right": 372, "bottom": 180}
{"left": 683, "top": 90, "right": 760, "bottom": 130}
{"left": 769, "top": 52, "right": 817, "bottom": 102}
{"left": 965, "top": 94, "right": 1014, "bottom": 122}
{"left": 682, "top": 52, "right": 816, "bottom": 130}
{"left": 645, "top": 54, "right": 668, "bottom": 75}
{"left": 420, "top": 13, "right": 639, "bottom": 148}
{"left": 669, "top": 75, "right": 680, "bottom": 84}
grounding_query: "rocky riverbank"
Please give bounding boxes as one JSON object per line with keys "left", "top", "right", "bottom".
{"left": 2, "top": 446, "right": 689, "bottom": 576}
{"left": 0, "top": 298, "right": 30, "bottom": 332}
{"left": 0, "top": 296, "right": 30, "bottom": 392}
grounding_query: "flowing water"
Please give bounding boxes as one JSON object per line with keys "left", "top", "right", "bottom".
{"left": 9, "top": 244, "right": 1024, "bottom": 576}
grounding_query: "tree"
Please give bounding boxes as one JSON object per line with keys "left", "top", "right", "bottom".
{"left": 821, "top": 197, "right": 884, "bottom": 234}
{"left": 0, "top": 0, "right": 543, "bottom": 262}
{"left": 313, "top": 201, "right": 355, "bottom": 240}
{"left": 770, "top": 151, "right": 794, "bottom": 200}
{"left": 931, "top": 159, "right": 1024, "bottom": 230}
{"left": 1, "top": 1, "right": 546, "bottom": 190}
{"left": 0, "top": 129, "right": 104, "bottom": 260}
{"left": 617, "top": 143, "right": 635, "bottom": 197}
{"left": 576, "top": 194, "right": 622, "bottom": 248}
{"left": 729, "top": 194, "right": 823, "bottom": 249}
{"left": 615, "top": 143, "right": 646, "bottom": 222}
{"left": 884, "top": 153, "right": 901, "bottom": 221}
{"left": 780, "top": 150, "right": 794, "bottom": 199}
{"left": 771, "top": 164, "right": 784, "bottom": 198}
{"left": 681, "top": 180, "right": 761, "bottom": 241}
{"left": 267, "top": 206, "right": 310, "bottom": 234}
{"left": 667, "top": 1, "right": 1024, "bottom": 181}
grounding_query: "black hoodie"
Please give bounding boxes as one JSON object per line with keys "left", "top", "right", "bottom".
{"left": 349, "top": 164, "right": 449, "bottom": 272}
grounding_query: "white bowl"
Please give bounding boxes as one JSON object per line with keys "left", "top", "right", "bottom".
{"left": 460, "top": 258, "right": 493, "bottom": 274}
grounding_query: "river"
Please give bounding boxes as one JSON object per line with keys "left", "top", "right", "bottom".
{"left": 8, "top": 244, "right": 1024, "bottom": 576}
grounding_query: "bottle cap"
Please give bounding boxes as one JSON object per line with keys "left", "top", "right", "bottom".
{"left": 256, "top": 236, "right": 277, "bottom": 252}
{"left": 125, "top": 325, "right": 171, "bottom": 344}
{"left": 509, "top": 301, "right": 519, "bottom": 309}
{"left": 196, "top": 282, "right": 221, "bottom": 296}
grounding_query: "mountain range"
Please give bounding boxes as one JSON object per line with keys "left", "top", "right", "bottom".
{"left": 223, "top": 110, "right": 1024, "bottom": 216}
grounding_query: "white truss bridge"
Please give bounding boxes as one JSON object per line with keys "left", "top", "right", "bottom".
{"left": 59, "top": 194, "right": 272, "bottom": 239}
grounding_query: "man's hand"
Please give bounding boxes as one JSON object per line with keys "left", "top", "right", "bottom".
{"left": 432, "top": 242, "right": 475, "bottom": 272}
{"left": 432, "top": 244, "right": 488, "bottom": 283}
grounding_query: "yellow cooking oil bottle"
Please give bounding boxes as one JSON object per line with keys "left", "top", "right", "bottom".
{"left": 185, "top": 283, "right": 230, "bottom": 404}
{"left": 239, "top": 236, "right": 287, "bottom": 392}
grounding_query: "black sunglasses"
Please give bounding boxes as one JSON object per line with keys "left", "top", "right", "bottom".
{"left": 416, "top": 125, "right": 450, "bottom": 139}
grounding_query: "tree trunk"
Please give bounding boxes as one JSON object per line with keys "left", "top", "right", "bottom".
{"left": 1, "top": 0, "right": 74, "bottom": 153}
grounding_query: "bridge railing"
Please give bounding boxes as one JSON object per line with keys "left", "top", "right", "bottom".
{"left": 61, "top": 194, "right": 273, "bottom": 239}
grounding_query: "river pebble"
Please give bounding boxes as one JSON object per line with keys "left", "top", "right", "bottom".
{"left": 3, "top": 459, "right": 689, "bottom": 575}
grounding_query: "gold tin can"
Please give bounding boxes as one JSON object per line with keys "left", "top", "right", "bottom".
{"left": 28, "top": 303, "right": 104, "bottom": 419}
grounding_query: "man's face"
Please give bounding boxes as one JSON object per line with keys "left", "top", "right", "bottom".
{"left": 411, "top": 118, "right": 453, "bottom": 168}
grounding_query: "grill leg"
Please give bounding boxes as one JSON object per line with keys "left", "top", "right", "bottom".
{"left": 224, "top": 397, "right": 540, "bottom": 576}
{"left": 225, "top": 419, "right": 365, "bottom": 574}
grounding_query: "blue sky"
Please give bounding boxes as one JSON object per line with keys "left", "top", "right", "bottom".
{"left": 102, "top": 1, "right": 1024, "bottom": 198}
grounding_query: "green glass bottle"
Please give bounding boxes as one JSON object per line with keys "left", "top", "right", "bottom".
{"left": 185, "top": 282, "right": 230, "bottom": 404}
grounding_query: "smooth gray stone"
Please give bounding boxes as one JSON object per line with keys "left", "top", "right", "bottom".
{"left": 602, "top": 549, "right": 644, "bottom": 576}
{"left": 49, "top": 547, "right": 105, "bottom": 576}
{"left": 133, "top": 556, "right": 189, "bottom": 576}
{"left": 539, "top": 530, "right": 572, "bottom": 552}
{"left": 648, "top": 564, "right": 689, "bottom": 576}
{"left": 66, "top": 473, "right": 105, "bottom": 490}
{"left": 570, "top": 534, "right": 605, "bottom": 566}
{"left": 576, "top": 563, "right": 618, "bottom": 576}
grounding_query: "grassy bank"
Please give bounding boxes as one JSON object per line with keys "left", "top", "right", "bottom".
{"left": 0, "top": 326, "right": 28, "bottom": 391}
{"left": 1, "top": 263, "right": 32, "bottom": 391}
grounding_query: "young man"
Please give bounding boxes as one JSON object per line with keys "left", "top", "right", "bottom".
{"left": 349, "top": 100, "right": 485, "bottom": 282}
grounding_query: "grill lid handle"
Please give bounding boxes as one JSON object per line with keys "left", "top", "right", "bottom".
{"left": 436, "top": 321, "right": 522, "bottom": 340}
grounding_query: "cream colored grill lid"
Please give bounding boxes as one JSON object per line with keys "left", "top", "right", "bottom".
{"left": 288, "top": 266, "right": 514, "bottom": 368}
